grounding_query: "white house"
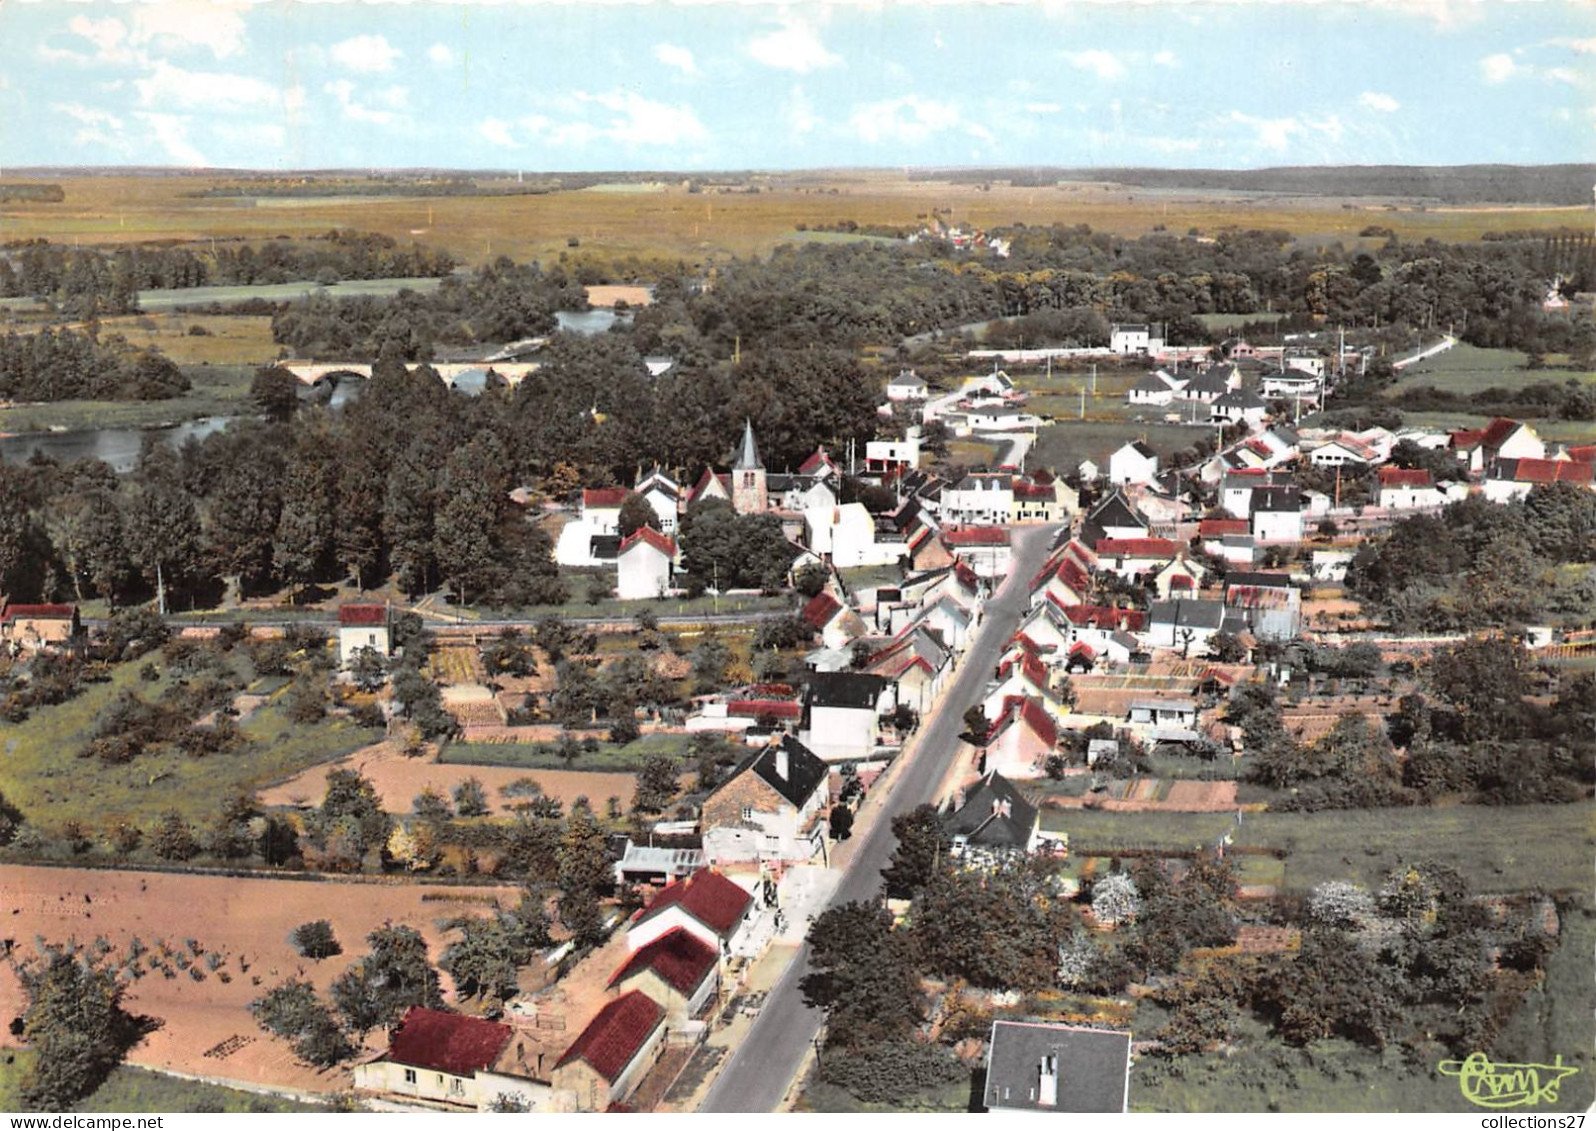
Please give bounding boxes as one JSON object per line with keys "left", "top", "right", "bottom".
{"left": 701, "top": 737, "right": 831, "bottom": 867}
{"left": 803, "top": 502, "right": 907, "bottom": 569}
{"left": 353, "top": 1008, "right": 548, "bottom": 1111}
{"left": 940, "top": 473, "right": 1015, "bottom": 525}
{"left": 1375, "top": 467, "right": 1446, "bottom": 510}
{"left": 1250, "top": 487, "right": 1304, "bottom": 543}
{"left": 1127, "top": 372, "right": 1179, "bottom": 407}
{"left": 1110, "top": 323, "right": 1164, "bottom": 356}
{"left": 886, "top": 370, "right": 929, "bottom": 401}
{"left": 1211, "top": 389, "right": 1269, "bottom": 428}
{"left": 615, "top": 528, "right": 676, "bottom": 600}
{"left": 555, "top": 486, "right": 630, "bottom": 567}
{"left": 984, "top": 1021, "right": 1131, "bottom": 1114}
{"left": 626, "top": 868, "right": 757, "bottom": 955}
{"left": 1108, "top": 440, "right": 1160, "bottom": 487}
{"left": 865, "top": 434, "right": 921, "bottom": 477}
{"left": 1451, "top": 418, "right": 1546, "bottom": 474}
{"left": 337, "top": 604, "right": 390, "bottom": 668}
{"left": 799, "top": 671, "right": 893, "bottom": 763}
{"left": 634, "top": 469, "right": 680, "bottom": 535}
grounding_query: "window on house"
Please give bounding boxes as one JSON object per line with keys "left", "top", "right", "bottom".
{"left": 403, "top": 1069, "right": 417, "bottom": 1085}
{"left": 742, "top": 806, "right": 757, "bottom": 821}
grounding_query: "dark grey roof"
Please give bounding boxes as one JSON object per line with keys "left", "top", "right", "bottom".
{"left": 735, "top": 735, "right": 829, "bottom": 809}
{"left": 1151, "top": 598, "right": 1227, "bottom": 631}
{"left": 1131, "top": 374, "right": 1172, "bottom": 393}
{"left": 734, "top": 419, "right": 762, "bottom": 471}
{"left": 1225, "top": 571, "right": 1296, "bottom": 591}
{"left": 1215, "top": 389, "right": 1266, "bottom": 409}
{"left": 942, "top": 772, "right": 1038, "bottom": 849}
{"left": 803, "top": 671, "right": 890, "bottom": 710}
{"left": 1251, "top": 486, "right": 1301, "bottom": 513}
{"left": 1184, "top": 369, "right": 1230, "bottom": 395}
{"left": 589, "top": 535, "right": 621, "bottom": 561}
{"left": 985, "top": 1021, "right": 1131, "bottom": 1113}
{"left": 1127, "top": 440, "right": 1158, "bottom": 459}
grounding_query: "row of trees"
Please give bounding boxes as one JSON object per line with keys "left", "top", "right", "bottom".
{"left": 0, "top": 327, "right": 188, "bottom": 403}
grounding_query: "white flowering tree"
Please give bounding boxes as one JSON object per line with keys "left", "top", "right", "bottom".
{"left": 1091, "top": 872, "right": 1142, "bottom": 926}
{"left": 1307, "top": 880, "right": 1375, "bottom": 929}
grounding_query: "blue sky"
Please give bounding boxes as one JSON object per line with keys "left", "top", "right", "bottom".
{"left": 1, "top": 0, "right": 1591, "bottom": 171}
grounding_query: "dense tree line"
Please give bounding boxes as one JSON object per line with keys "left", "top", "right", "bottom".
{"left": 0, "top": 328, "right": 188, "bottom": 402}
{"left": 0, "top": 231, "right": 455, "bottom": 316}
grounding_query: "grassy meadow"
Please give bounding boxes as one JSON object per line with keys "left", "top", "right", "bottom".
{"left": 1389, "top": 342, "right": 1596, "bottom": 395}
{"left": 2, "top": 172, "right": 1587, "bottom": 269}
{"left": 0, "top": 1051, "right": 330, "bottom": 1114}
{"left": 440, "top": 731, "right": 696, "bottom": 772}
{"left": 0, "top": 654, "right": 375, "bottom": 831}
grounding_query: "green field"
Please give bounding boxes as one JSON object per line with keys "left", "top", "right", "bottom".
{"left": 0, "top": 655, "right": 375, "bottom": 831}
{"left": 1044, "top": 802, "right": 1595, "bottom": 895}
{"left": 0, "top": 366, "right": 256, "bottom": 433}
{"left": 1387, "top": 343, "right": 1596, "bottom": 395}
{"left": 136, "top": 276, "right": 445, "bottom": 310}
{"left": 1029, "top": 419, "right": 1206, "bottom": 475}
{"left": 0, "top": 1050, "right": 330, "bottom": 1114}
{"left": 440, "top": 731, "right": 695, "bottom": 772}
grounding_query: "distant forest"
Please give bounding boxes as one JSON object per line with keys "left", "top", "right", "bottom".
{"left": 919, "top": 164, "right": 1596, "bottom": 206}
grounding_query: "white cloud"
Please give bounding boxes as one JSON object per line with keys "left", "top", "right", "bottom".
{"left": 1153, "top": 50, "right": 1177, "bottom": 67}
{"left": 654, "top": 43, "right": 700, "bottom": 77}
{"left": 1559, "top": 37, "right": 1596, "bottom": 54}
{"left": 324, "top": 80, "right": 401, "bottom": 127}
{"left": 428, "top": 43, "right": 455, "bottom": 66}
{"left": 1229, "top": 111, "right": 1302, "bottom": 152}
{"left": 785, "top": 86, "right": 821, "bottom": 136}
{"left": 54, "top": 102, "right": 128, "bottom": 149}
{"left": 479, "top": 118, "right": 519, "bottom": 149}
{"left": 330, "top": 34, "right": 401, "bottom": 74}
{"left": 1064, "top": 49, "right": 1125, "bottom": 81}
{"left": 1545, "top": 67, "right": 1580, "bottom": 86}
{"left": 849, "top": 95, "right": 965, "bottom": 145}
{"left": 583, "top": 91, "right": 708, "bottom": 146}
{"left": 66, "top": 16, "right": 136, "bottom": 65}
{"left": 132, "top": 4, "right": 246, "bottom": 60}
{"left": 1359, "top": 91, "right": 1401, "bottom": 113}
{"left": 1026, "top": 102, "right": 1064, "bottom": 115}
{"left": 136, "top": 112, "right": 207, "bottom": 166}
{"left": 1481, "top": 53, "right": 1517, "bottom": 84}
{"left": 748, "top": 20, "right": 841, "bottom": 74}
{"left": 134, "top": 61, "right": 276, "bottom": 111}
{"left": 55, "top": 102, "right": 123, "bottom": 131}
{"left": 212, "top": 121, "right": 286, "bottom": 151}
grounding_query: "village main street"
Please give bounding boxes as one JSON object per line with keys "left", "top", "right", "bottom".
{"left": 699, "top": 523, "right": 1061, "bottom": 1113}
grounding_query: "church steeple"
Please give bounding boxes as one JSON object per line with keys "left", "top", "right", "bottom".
{"left": 734, "top": 418, "right": 763, "bottom": 471}
{"left": 731, "top": 419, "right": 768, "bottom": 515}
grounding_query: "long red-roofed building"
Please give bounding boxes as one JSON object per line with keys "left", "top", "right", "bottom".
{"left": 353, "top": 1007, "right": 514, "bottom": 1108}
{"left": 627, "top": 868, "right": 755, "bottom": 954}
{"left": 552, "top": 991, "right": 667, "bottom": 1112}
{"left": 607, "top": 927, "right": 719, "bottom": 1023}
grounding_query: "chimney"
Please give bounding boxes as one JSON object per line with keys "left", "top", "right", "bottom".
{"left": 1038, "top": 1055, "right": 1059, "bottom": 1107}
{"left": 774, "top": 743, "right": 790, "bottom": 782}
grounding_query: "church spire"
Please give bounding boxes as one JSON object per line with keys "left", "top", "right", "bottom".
{"left": 734, "top": 418, "right": 762, "bottom": 471}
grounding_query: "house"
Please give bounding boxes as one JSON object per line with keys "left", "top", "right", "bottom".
{"left": 551, "top": 991, "right": 667, "bottom": 1112}
{"left": 801, "top": 590, "right": 866, "bottom": 651}
{"left": 1110, "top": 323, "right": 1164, "bottom": 355}
{"left": 1107, "top": 441, "right": 1159, "bottom": 487}
{"left": 864, "top": 626, "right": 953, "bottom": 716}
{"left": 1260, "top": 370, "right": 1323, "bottom": 406}
{"left": 1077, "top": 458, "right": 1100, "bottom": 483}
{"left": 607, "top": 929, "right": 719, "bottom": 1025}
{"left": 889, "top": 594, "right": 974, "bottom": 655}
{"left": 615, "top": 528, "right": 676, "bottom": 600}
{"left": 1080, "top": 491, "right": 1151, "bottom": 545}
{"left": 1482, "top": 458, "right": 1596, "bottom": 503}
{"left": 944, "top": 526, "right": 1012, "bottom": 578}
{"left": 701, "top": 736, "right": 831, "bottom": 867}
{"left": 613, "top": 843, "right": 706, "bottom": 889}
{"left": 352, "top": 1007, "right": 523, "bottom": 1111}
{"left": 799, "top": 671, "right": 894, "bottom": 763}
{"left": 886, "top": 370, "right": 929, "bottom": 401}
{"left": 1012, "top": 473, "right": 1075, "bottom": 524}
{"left": 1308, "top": 435, "right": 1379, "bottom": 468}
{"left": 1376, "top": 466, "right": 1445, "bottom": 510}
{"left": 1210, "top": 388, "right": 1268, "bottom": 428}
{"left": 1128, "top": 698, "right": 1199, "bottom": 730}
{"left": 942, "top": 771, "right": 1041, "bottom": 859}
{"left": 803, "top": 503, "right": 907, "bottom": 569}
{"left": 0, "top": 603, "right": 79, "bottom": 653}
{"left": 1153, "top": 554, "right": 1206, "bottom": 600}
{"left": 627, "top": 869, "right": 756, "bottom": 955}
{"left": 1224, "top": 571, "right": 1302, "bottom": 640}
{"left": 337, "top": 604, "right": 390, "bottom": 668}
{"left": 1178, "top": 366, "right": 1232, "bottom": 404}
{"left": 940, "top": 473, "right": 1015, "bottom": 525}
{"left": 1219, "top": 469, "right": 1289, "bottom": 520}
{"left": 1451, "top": 418, "right": 1545, "bottom": 474}
{"left": 1250, "top": 487, "right": 1304, "bottom": 543}
{"left": 555, "top": 487, "right": 631, "bottom": 567}
{"left": 634, "top": 469, "right": 680, "bottom": 535}
{"left": 1028, "top": 542, "right": 1095, "bottom": 611}
{"left": 984, "top": 1020, "right": 1132, "bottom": 1113}
{"left": 864, "top": 435, "right": 920, "bottom": 477}
{"left": 687, "top": 467, "right": 732, "bottom": 509}
{"left": 1126, "top": 372, "right": 1179, "bottom": 407}
{"left": 1311, "top": 549, "right": 1355, "bottom": 584}
{"left": 1147, "top": 598, "right": 1248, "bottom": 654}
{"left": 1092, "top": 537, "right": 1181, "bottom": 583}
{"left": 1053, "top": 604, "right": 1146, "bottom": 668}
{"left": 1198, "top": 517, "right": 1250, "bottom": 554}
{"left": 983, "top": 696, "right": 1059, "bottom": 780}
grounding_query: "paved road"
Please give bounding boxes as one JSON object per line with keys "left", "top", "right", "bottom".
{"left": 699, "top": 524, "right": 1059, "bottom": 1113}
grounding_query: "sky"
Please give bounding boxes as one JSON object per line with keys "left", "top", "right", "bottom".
{"left": 1, "top": 0, "right": 1592, "bottom": 172}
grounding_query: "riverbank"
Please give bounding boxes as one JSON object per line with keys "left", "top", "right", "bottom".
{"left": 0, "top": 365, "right": 254, "bottom": 435}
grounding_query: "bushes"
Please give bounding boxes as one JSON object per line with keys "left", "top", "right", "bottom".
{"left": 817, "top": 1039, "right": 965, "bottom": 1105}
{"left": 291, "top": 921, "right": 341, "bottom": 961}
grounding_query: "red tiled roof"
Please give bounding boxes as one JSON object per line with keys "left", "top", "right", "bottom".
{"left": 798, "top": 448, "right": 833, "bottom": 475}
{"left": 338, "top": 604, "right": 387, "bottom": 626}
{"left": 990, "top": 695, "right": 1058, "bottom": 748}
{"left": 727, "top": 699, "right": 802, "bottom": 719}
{"left": 0, "top": 603, "right": 75, "bottom": 623}
{"left": 1499, "top": 459, "right": 1595, "bottom": 485}
{"left": 801, "top": 591, "right": 843, "bottom": 629}
{"left": 1480, "top": 417, "right": 1523, "bottom": 450}
{"left": 386, "top": 1007, "right": 512, "bottom": 1078}
{"left": 619, "top": 527, "right": 677, "bottom": 558}
{"left": 1378, "top": 467, "right": 1433, "bottom": 487}
{"left": 608, "top": 928, "right": 718, "bottom": 995}
{"left": 1013, "top": 482, "right": 1054, "bottom": 500}
{"left": 1567, "top": 445, "right": 1596, "bottom": 465}
{"left": 1095, "top": 538, "right": 1180, "bottom": 558}
{"left": 944, "top": 526, "right": 1009, "bottom": 546}
{"left": 583, "top": 487, "right": 629, "bottom": 508}
{"left": 1068, "top": 641, "right": 1097, "bottom": 659}
{"left": 555, "top": 991, "right": 664, "bottom": 1082}
{"left": 689, "top": 468, "right": 730, "bottom": 503}
{"left": 953, "top": 562, "right": 981, "bottom": 591}
{"left": 635, "top": 869, "right": 752, "bottom": 939}
{"left": 1449, "top": 428, "right": 1486, "bottom": 449}
{"left": 1198, "top": 519, "right": 1249, "bottom": 538}
{"left": 1057, "top": 604, "right": 1146, "bottom": 632}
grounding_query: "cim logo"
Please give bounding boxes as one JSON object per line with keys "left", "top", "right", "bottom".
{"left": 1438, "top": 1052, "right": 1581, "bottom": 1109}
